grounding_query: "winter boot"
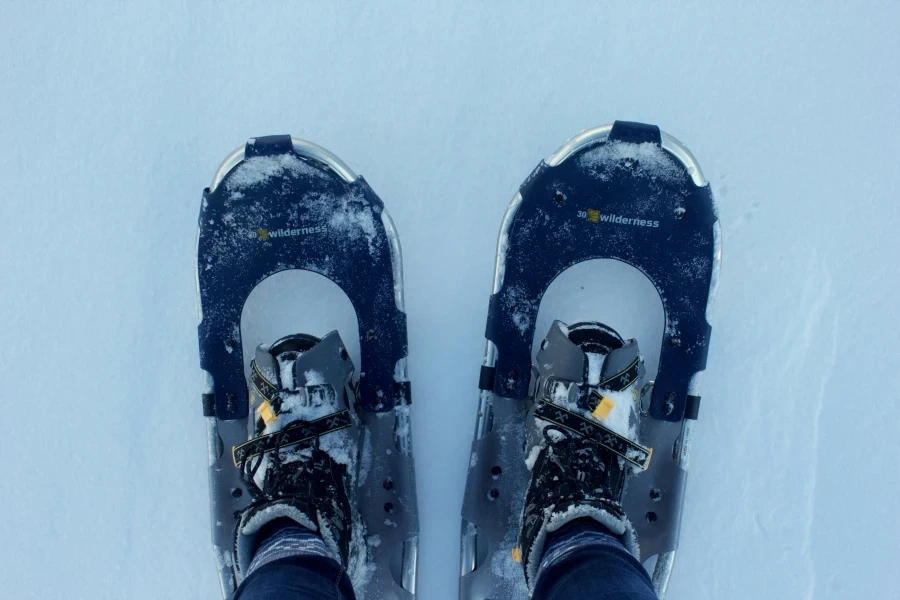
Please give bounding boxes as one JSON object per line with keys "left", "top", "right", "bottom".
{"left": 231, "top": 330, "right": 367, "bottom": 585}
{"left": 519, "top": 320, "right": 653, "bottom": 589}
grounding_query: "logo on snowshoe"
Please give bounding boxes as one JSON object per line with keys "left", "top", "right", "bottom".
{"left": 251, "top": 225, "right": 328, "bottom": 241}
{"left": 579, "top": 210, "right": 659, "bottom": 228}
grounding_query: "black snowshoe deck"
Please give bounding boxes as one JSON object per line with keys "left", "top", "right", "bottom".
{"left": 460, "top": 122, "right": 720, "bottom": 599}
{"left": 197, "top": 136, "right": 418, "bottom": 599}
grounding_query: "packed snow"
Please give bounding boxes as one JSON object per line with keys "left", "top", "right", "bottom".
{"left": 577, "top": 141, "right": 686, "bottom": 183}
{"left": 1, "top": 4, "right": 899, "bottom": 600}
{"left": 327, "top": 193, "right": 381, "bottom": 257}
{"left": 225, "top": 154, "right": 325, "bottom": 194}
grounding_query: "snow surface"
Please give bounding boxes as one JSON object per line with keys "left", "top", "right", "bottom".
{"left": 1, "top": 4, "right": 899, "bottom": 600}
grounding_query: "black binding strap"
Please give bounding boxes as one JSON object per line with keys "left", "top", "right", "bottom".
{"left": 608, "top": 121, "right": 662, "bottom": 145}
{"left": 232, "top": 409, "right": 352, "bottom": 466}
{"left": 684, "top": 395, "right": 701, "bottom": 420}
{"left": 251, "top": 361, "right": 284, "bottom": 411}
{"left": 202, "top": 394, "right": 215, "bottom": 417}
{"left": 478, "top": 366, "right": 496, "bottom": 391}
{"left": 598, "top": 357, "right": 640, "bottom": 392}
{"left": 534, "top": 399, "right": 652, "bottom": 470}
{"left": 586, "top": 357, "right": 640, "bottom": 414}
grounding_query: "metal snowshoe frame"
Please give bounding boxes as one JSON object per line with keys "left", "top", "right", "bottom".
{"left": 459, "top": 122, "right": 721, "bottom": 599}
{"left": 196, "top": 136, "right": 418, "bottom": 599}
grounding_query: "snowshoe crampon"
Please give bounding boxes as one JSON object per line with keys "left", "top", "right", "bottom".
{"left": 196, "top": 136, "right": 418, "bottom": 599}
{"left": 459, "top": 122, "right": 721, "bottom": 599}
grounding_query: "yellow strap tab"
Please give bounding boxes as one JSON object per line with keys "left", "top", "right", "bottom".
{"left": 511, "top": 546, "right": 522, "bottom": 563}
{"left": 592, "top": 396, "right": 616, "bottom": 420}
{"left": 257, "top": 400, "right": 278, "bottom": 425}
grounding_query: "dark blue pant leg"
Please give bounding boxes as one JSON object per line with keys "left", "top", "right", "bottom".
{"left": 533, "top": 519, "right": 658, "bottom": 600}
{"left": 234, "top": 555, "right": 356, "bottom": 600}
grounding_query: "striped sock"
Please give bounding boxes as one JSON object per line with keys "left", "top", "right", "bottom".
{"left": 246, "top": 524, "right": 335, "bottom": 576}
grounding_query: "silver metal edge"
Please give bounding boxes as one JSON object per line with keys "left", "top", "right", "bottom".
{"left": 209, "top": 137, "right": 359, "bottom": 193}
{"left": 372, "top": 171, "right": 418, "bottom": 597}
{"left": 491, "top": 191, "right": 524, "bottom": 296}
{"left": 209, "top": 146, "right": 246, "bottom": 193}
{"left": 651, "top": 551, "right": 676, "bottom": 598}
{"left": 290, "top": 138, "right": 358, "bottom": 183}
{"left": 195, "top": 227, "right": 203, "bottom": 321}
{"left": 660, "top": 132, "right": 708, "bottom": 187}
{"left": 380, "top": 209, "right": 406, "bottom": 314}
{"left": 461, "top": 188, "right": 528, "bottom": 576}
{"left": 402, "top": 537, "right": 419, "bottom": 595}
{"left": 470, "top": 187, "right": 525, "bottom": 443}
{"left": 460, "top": 520, "right": 476, "bottom": 577}
{"left": 382, "top": 176, "right": 416, "bottom": 600}
{"left": 707, "top": 220, "right": 723, "bottom": 323}
{"left": 385, "top": 204, "right": 414, "bottom": 593}
{"left": 648, "top": 127, "right": 719, "bottom": 598}
{"left": 545, "top": 124, "right": 613, "bottom": 167}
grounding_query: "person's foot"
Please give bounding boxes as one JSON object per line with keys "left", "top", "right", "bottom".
{"left": 232, "top": 331, "right": 367, "bottom": 583}
{"left": 519, "top": 320, "right": 652, "bottom": 588}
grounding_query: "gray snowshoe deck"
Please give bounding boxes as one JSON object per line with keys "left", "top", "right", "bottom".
{"left": 196, "top": 136, "right": 418, "bottom": 599}
{"left": 459, "top": 122, "right": 720, "bottom": 599}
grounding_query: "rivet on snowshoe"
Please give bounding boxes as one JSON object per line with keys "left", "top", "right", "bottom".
{"left": 383, "top": 479, "right": 394, "bottom": 491}
{"left": 490, "top": 466, "right": 502, "bottom": 479}
{"left": 646, "top": 511, "right": 658, "bottom": 524}
{"left": 231, "top": 487, "right": 242, "bottom": 498}
{"left": 664, "top": 392, "right": 676, "bottom": 415}
{"left": 384, "top": 502, "right": 395, "bottom": 514}
{"left": 488, "top": 488, "right": 500, "bottom": 500}
{"left": 650, "top": 488, "right": 661, "bottom": 501}
{"left": 505, "top": 370, "right": 518, "bottom": 390}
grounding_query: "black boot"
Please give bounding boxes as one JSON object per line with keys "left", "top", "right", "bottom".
{"left": 519, "top": 321, "right": 651, "bottom": 589}
{"left": 232, "top": 331, "right": 367, "bottom": 587}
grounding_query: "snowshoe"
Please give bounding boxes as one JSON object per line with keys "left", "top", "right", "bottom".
{"left": 458, "top": 121, "right": 721, "bottom": 599}
{"left": 196, "top": 136, "right": 418, "bottom": 599}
